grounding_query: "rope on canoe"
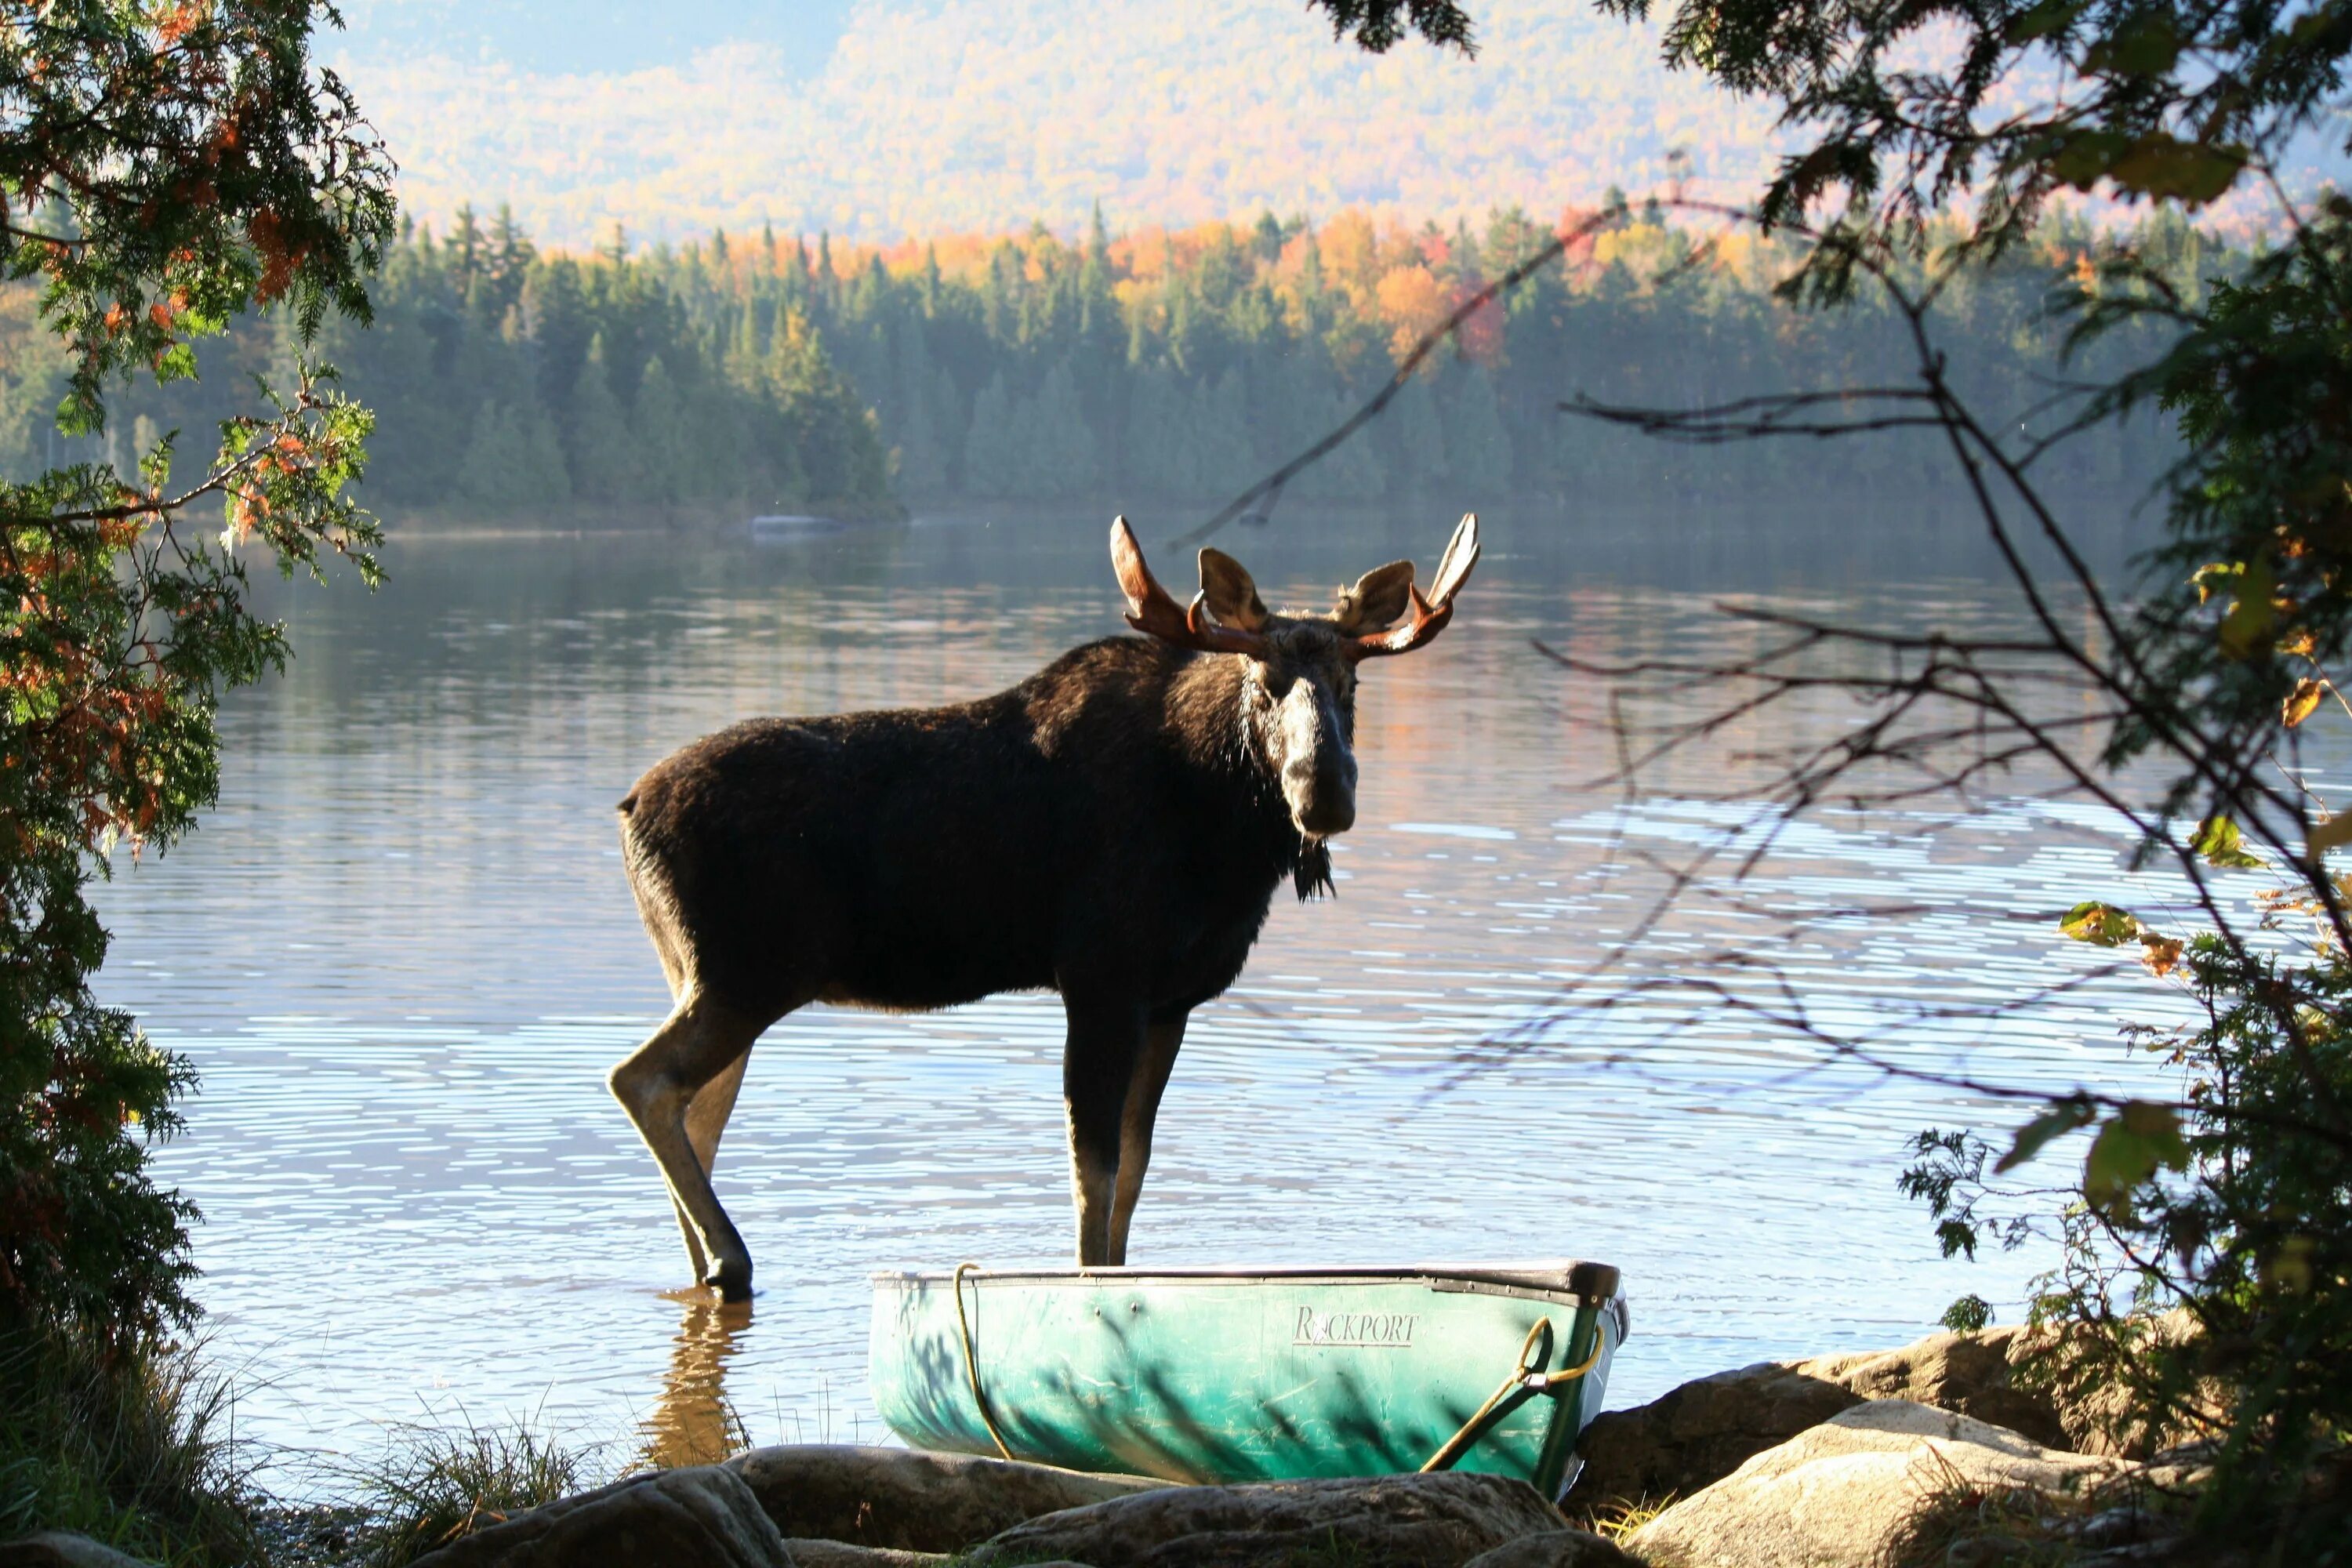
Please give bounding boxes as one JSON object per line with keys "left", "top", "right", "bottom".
{"left": 1420, "top": 1316, "right": 1606, "bottom": 1475}
{"left": 953, "top": 1261, "right": 1016, "bottom": 1461}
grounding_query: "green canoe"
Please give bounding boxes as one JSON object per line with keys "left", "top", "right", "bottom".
{"left": 869, "top": 1262, "right": 1627, "bottom": 1497}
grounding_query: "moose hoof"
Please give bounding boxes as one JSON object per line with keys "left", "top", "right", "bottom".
{"left": 706, "top": 1257, "right": 753, "bottom": 1301}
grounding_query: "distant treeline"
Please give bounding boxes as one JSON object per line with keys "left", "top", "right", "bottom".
{"left": 0, "top": 201, "right": 2220, "bottom": 526}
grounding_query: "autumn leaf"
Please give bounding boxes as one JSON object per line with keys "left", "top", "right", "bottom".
{"left": 2082, "top": 1102, "right": 2190, "bottom": 1214}
{"left": 2107, "top": 135, "right": 2249, "bottom": 205}
{"left": 2219, "top": 554, "right": 2280, "bottom": 659}
{"left": 2060, "top": 900, "right": 2141, "bottom": 945}
{"left": 2192, "top": 815, "right": 2264, "bottom": 869}
{"left": 1997, "top": 1096, "right": 2097, "bottom": 1173}
{"left": 2140, "top": 933, "right": 2185, "bottom": 976}
{"left": 2285, "top": 679, "right": 2327, "bottom": 727}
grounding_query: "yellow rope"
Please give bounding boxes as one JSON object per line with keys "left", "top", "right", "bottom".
{"left": 953, "top": 1261, "right": 1015, "bottom": 1461}
{"left": 1420, "top": 1317, "right": 1606, "bottom": 1474}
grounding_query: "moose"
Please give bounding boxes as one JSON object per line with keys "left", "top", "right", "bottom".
{"left": 611, "top": 514, "right": 1480, "bottom": 1298}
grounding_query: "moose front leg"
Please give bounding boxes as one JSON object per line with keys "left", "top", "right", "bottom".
{"left": 1061, "top": 993, "right": 1145, "bottom": 1267}
{"left": 1107, "top": 1012, "right": 1186, "bottom": 1265}
{"left": 612, "top": 993, "right": 768, "bottom": 1299}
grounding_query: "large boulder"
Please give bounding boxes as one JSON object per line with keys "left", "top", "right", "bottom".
{"left": 408, "top": 1464, "right": 792, "bottom": 1568}
{"left": 1459, "top": 1528, "right": 1642, "bottom": 1566}
{"left": 1561, "top": 1360, "right": 1862, "bottom": 1515}
{"left": 785, "top": 1551, "right": 1089, "bottom": 1568}
{"left": 0, "top": 1535, "right": 160, "bottom": 1568}
{"left": 1624, "top": 1399, "right": 2127, "bottom": 1568}
{"left": 1795, "top": 1328, "right": 2067, "bottom": 1448}
{"left": 964, "top": 1472, "right": 1567, "bottom": 1568}
{"left": 1563, "top": 1327, "right": 2068, "bottom": 1514}
{"left": 725, "top": 1444, "right": 1168, "bottom": 1552}
{"left": 779, "top": 1543, "right": 948, "bottom": 1568}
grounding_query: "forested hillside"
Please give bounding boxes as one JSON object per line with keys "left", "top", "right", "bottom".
{"left": 335, "top": 0, "right": 1790, "bottom": 250}
{"left": 0, "top": 201, "right": 2209, "bottom": 527}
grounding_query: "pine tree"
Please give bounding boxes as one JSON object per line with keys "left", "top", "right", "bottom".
{"left": 456, "top": 401, "right": 539, "bottom": 510}
{"left": 1192, "top": 369, "right": 1255, "bottom": 499}
{"left": 1392, "top": 372, "right": 1450, "bottom": 496}
{"left": 1446, "top": 366, "right": 1514, "bottom": 500}
{"left": 567, "top": 333, "right": 643, "bottom": 503}
{"left": 963, "top": 372, "right": 1016, "bottom": 499}
{"left": 892, "top": 320, "right": 947, "bottom": 495}
{"left": 1125, "top": 369, "right": 1196, "bottom": 501}
{"left": 521, "top": 404, "right": 572, "bottom": 503}
{"left": 1252, "top": 210, "right": 1285, "bottom": 264}
{"left": 764, "top": 309, "right": 896, "bottom": 513}
{"left": 488, "top": 203, "right": 534, "bottom": 316}
{"left": 932, "top": 366, "right": 966, "bottom": 492}
{"left": 634, "top": 355, "right": 691, "bottom": 504}
{"left": 450, "top": 202, "right": 482, "bottom": 286}
{"left": 1011, "top": 361, "right": 1101, "bottom": 499}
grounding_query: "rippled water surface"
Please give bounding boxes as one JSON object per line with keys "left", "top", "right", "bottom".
{"left": 93, "top": 512, "right": 2210, "bottom": 1481}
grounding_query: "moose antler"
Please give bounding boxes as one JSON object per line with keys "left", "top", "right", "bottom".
{"left": 1110, "top": 517, "right": 1272, "bottom": 657}
{"left": 1345, "top": 513, "right": 1479, "bottom": 662}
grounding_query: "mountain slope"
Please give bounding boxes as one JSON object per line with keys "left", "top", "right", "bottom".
{"left": 332, "top": 0, "right": 1788, "bottom": 248}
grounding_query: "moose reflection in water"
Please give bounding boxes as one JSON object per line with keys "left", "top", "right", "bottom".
{"left": 640, "top": 1295, "right": 756, "bottom": 1470}
{"left": 610, "top": 514, "right": 1482, "bottom": 1296}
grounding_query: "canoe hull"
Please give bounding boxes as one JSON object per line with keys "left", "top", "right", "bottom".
{"left": 869, "top": 1264, "right": 1625, "bottom": 1494}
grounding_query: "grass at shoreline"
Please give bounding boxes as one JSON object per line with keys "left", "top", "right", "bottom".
{"left": 335, "top": 1417, "right": 596, "bottom": 1568}
{"left": 0, "top": 1320, "right": 265, "bottom": 1567}
{"left": 0, "top": 1316, "right": 619, "bottom": 1568}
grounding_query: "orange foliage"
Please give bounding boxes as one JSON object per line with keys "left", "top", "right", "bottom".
{"left": 1375, "top": 263, "right": 1446, "bottom": 367}
{"left": 1321, "top": 211, "right": 1377, "bottom": 292}
{"left": 247, "top": 207, "right": 304, "bottom": 302}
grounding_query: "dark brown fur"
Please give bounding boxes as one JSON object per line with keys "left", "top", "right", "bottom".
{"left": 618, "top": 637, "right": 1318, "bottom": 1024}
{"left": 607, "top": 520, "right": 1474, "bottom": 1297}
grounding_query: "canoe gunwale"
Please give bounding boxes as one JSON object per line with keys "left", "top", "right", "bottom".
{"left": 873, "top": 1260, "right": 1623, "bottom": 1307}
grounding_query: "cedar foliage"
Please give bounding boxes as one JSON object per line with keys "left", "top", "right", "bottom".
{"left": 1, "top": 0, "right": 391, "bottom": 1347}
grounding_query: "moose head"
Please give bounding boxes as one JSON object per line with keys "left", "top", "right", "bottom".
{"left": 1109, "top": 514, "right": 1480, "bottom": 840}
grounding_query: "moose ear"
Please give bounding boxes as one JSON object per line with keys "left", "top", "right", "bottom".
{"left": 1197, "top": 548, "right": 1269, "bottom": 630}
{"left": 1332, "top": 560, "right": 1415, "bottom": 634}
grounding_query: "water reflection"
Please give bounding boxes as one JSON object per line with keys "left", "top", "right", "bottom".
{"left": 641, "top": 1294, "right": 754, "bottom": 1470}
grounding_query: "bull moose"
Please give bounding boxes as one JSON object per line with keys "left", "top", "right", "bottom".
{"left": 612, "top": 514, "right": 1480, "bottom": 1297}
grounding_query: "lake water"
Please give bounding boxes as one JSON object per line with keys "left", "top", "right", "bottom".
{"left": 93, "top": 508, "right": 2201, "bottom": 1486}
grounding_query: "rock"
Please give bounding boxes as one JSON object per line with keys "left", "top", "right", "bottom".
{"left": 0, "top": 1534, "right": 160, "bottom": 1568}
{"left": 2009, "top": 1313, "right": 2217, "bottom": 1459}
{"left": 726, "top": 1444, "right": 1169, "bottom": 1552}
{"left": 964, "top": 1471, "right": 1566, "bottom": 1568}
{"left": 408, "top": 1464, "right": 792, "bottom": 1568}
{"left": 1943, "top": 1534, "right": 2029, "bottom": 1567}
{"left": 1563, "top": 1327, "right": 2070, "bottom": 1515}
{"left": 1795, "top": 1329, "right": 2067, "bottom": 1450}
{"left": 1460, "top": 1527, "right": 1644, "bottom": 1566}
{"left": 2072, "top": 1505, "right": 2175, "bottom": 1549}
{"left": 781, "top": 1541, "right": 949, "bottom": 1568}
{"left": 1624, "top": 1399, "right": 2127, "bottom": 1568}
{"left": 1561, "top": 1360, "right": 1864, "bottom": 1515}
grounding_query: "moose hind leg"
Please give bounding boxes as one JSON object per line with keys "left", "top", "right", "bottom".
{"left": 665, "top": 1044, "right": 754, "bottom": 1281}
{"left": 1061, "top": 993, "right": 1145, "bottom": 1268}
{"left": 1107, "top": 1013, "right": 1186, "bottom": 1265}
{"left": 612, "top": 994, "right": 768, "bottom": 1299}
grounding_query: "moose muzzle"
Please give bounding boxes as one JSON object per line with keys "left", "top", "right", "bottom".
{"left": 1280, "top": 683, "right": 1358, "bottom": 837}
